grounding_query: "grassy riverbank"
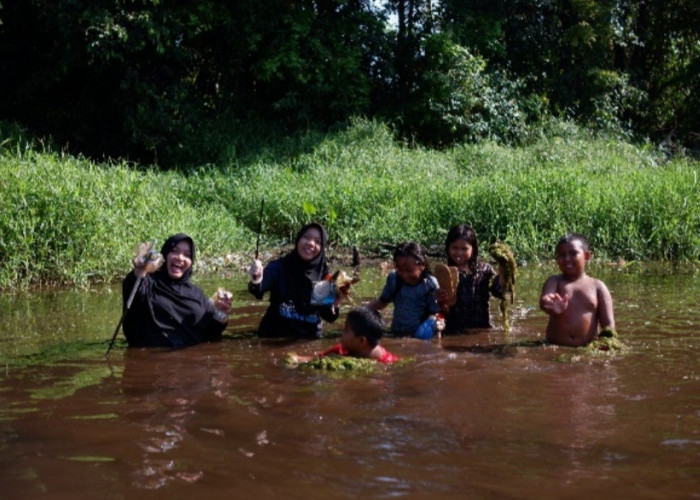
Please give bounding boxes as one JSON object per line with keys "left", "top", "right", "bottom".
{"left": 1, "top": 118, "right": 699, "bottom": 289}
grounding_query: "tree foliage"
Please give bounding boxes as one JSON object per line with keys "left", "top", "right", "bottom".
{"left": 439, "top": 0, "right": 699, "bottom": 149}
{"left": 0, "top": 0, "right": 697, "bottom": 164}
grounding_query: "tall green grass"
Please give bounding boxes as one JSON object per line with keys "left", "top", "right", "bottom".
{"left": 1, "top": 118, "right": 699, "bottom": 289}
{"left": 0, "top": 147, "right": 250, "bottom": 288}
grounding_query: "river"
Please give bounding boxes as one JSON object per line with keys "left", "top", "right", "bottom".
{"left": 0, "top": 261, "right": 698, "bottom": 499}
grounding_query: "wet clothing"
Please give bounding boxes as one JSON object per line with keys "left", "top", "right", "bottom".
{"left": 248, "top": 223, "right": 339, "bottom": 339}
{"left": 320, "top": 343, "right": 399, "bottom": 365}
{"left": 443, "top": 262, "right": 503, "bottom": 334}
{"left": 379, "top": 271, "right": 440, "bottom": 335}
{"left": 122, "top": 234, "right": 225, "bottom": 348}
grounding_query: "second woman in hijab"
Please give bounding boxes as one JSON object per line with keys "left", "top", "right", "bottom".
{"left": 248, "top": 222, "right": 342, "bottom": 339}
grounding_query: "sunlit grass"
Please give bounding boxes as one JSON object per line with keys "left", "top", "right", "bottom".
{"left": 1, "top": 117, "right": 699, "bottom": 289}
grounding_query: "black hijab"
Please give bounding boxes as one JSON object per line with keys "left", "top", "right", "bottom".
{"left": 155, "top": 233, "right": 195, "bottom": 283}
{"left": 281, "top": 223, "right": 330, "bottom": 305}
{"left": 123, "top": 233, "right": 224, "bottom": 347}
{"left": 149, "top": 234, "right": 209, "bottom": 342}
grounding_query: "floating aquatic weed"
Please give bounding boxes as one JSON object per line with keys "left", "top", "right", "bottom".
{"left": 488, "top": 242, "right": 517, "bottom": 333}
{"left": 282, "top": 352, "right": 412, "bottom": 375}
{"left": 60, "top": 456, "right": 116, "bottom": 463}
{"left": 69, "top": 413, "right": 118, "bottom": 420}
{"left": 585, "top": 328, "right": 628, "bottom": 353}
{"left": 283, "top": 353, "right": 377, "bottom": 372}
{"left": 553, "top": 329, "right": 628, "bottom": 362}
{"left": 29, "top": 365, "right": 113, "bottom": 400}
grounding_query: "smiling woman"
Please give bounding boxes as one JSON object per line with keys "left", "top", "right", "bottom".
{"left": 247, "top": 223, "right": 345, "bottom": 339}
{"left": 121, "top": 234, "right": 232, "bottom": 348}
{"left": 165, "top": 239, "right": 194, "bottom": 280}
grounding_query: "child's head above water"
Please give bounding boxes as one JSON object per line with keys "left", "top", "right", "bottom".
{"left": 555, "top": 233, "right": 589, "bottom": 253}
{"left": 554, "top": 233, "right": 591, "bottom": 277}
{"left": 393, "top": 241, "right": 429, "bottom": 286}
{"left": 445, "top": 224, "right": 479, "bottom": 271}
{"left": 343, "top": 307, "right": 385, "bottom": 349}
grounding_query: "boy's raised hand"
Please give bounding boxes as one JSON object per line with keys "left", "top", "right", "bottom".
{"left": 541, "top": 292, "right": 569, "bottom": 315}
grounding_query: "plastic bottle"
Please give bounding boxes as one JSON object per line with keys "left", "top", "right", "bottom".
{"left": 310, "top": 274, "right": 336, "bottom": 305}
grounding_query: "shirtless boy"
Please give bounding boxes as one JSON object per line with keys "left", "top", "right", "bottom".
{"left": 540, "top": 234, "right": 615, "bottom": 346}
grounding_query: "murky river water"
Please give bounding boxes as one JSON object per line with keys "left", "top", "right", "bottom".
{"left": 0, "top": 262, "right": 698, "bottom": 499}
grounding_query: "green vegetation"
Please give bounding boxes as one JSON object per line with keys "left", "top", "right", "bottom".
{"left": 284, "top": 353, "right": 379, "bottom": 373}
{"left": 1, "top": 2, "right": 698, "bottom": 163}
{"left": 553, "top": 329, "right": 629, "bottom": 363}
{"left": 488, "top": 241, "right": 517, "bottom": 332}
{"left": 1, "top": 118, "right": 699, "bottom": 289}
{"left": 283, "top": 351, "right": 413, "bottom": 374}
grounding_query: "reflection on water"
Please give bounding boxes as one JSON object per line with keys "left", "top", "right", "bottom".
{"left": 0, "top": 263, "right": 699, "bottom": 499}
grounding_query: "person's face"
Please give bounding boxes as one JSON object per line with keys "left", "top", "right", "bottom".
{"left": 395, "top": 255, "right": 425, "bottom": 286}
{"left": 166, "top": 240, "right": 193, "bottom": 279}
{"left": 448, "top": 238, "right": 473, "bottom": 269}
{"left": 340, "top": 320, "right": 363, "bottom": 354}
{"left": 296, "top": 227, "right": 323, "bottom": 261}
{"left": 555, "top": 240, "right": 590, "bottom": 277}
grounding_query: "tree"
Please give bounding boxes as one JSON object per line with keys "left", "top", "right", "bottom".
{"left": 0, "top": 0, "right": 386, "bottom": 165}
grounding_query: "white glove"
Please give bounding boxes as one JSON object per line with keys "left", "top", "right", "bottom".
{"left": 248, "top": 259, "right": 263, "bottom": 284}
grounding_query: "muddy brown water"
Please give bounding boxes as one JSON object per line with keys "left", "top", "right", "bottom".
{"left": 0, "top": 263, "right": 699, "bottom": 499}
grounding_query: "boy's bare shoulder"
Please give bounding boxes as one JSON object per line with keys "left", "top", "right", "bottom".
{"left": 578, "top": 273, "right": 606, "bottom": 287}
{"left": 591, "top": 275, "right": 611, "bottom": 292}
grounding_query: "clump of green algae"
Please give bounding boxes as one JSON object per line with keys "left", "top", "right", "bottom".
{"left": 584, "top": 328, "right": 627, "bottom": 353}
{"left": 488, "top": 241, "right": 517, "bottom": 333}
{"left": 553, "top": 328, "right": 628, "bottom": 362}
{"left": 283, "top": 352, "right": 377, "bottom": 372}
{"left": 282, "top": 352, "right": 412, "bottom": 373}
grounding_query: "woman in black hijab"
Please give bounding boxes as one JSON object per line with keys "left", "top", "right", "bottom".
{"left": 122, "top": 233, "right": 231, "bottom": 348}
{"left": 248, "top": 223, "right": 341, "bottom": 338}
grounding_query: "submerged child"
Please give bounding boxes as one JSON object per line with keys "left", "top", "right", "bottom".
{"left": 436, "top": 224, "right": 504, "bottom": 333}
{"left": 292, "top": 307, "right": 398, "bottom": 364}
{"left": 540, "top": 233, "right": 615, "bottom": 346}
{"left": 367, "top": 241, "right": 442, "bottom": 337}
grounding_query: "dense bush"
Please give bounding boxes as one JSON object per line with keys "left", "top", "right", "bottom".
{"left": 402, "top": 35, "right": 536, "bottom": 146}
